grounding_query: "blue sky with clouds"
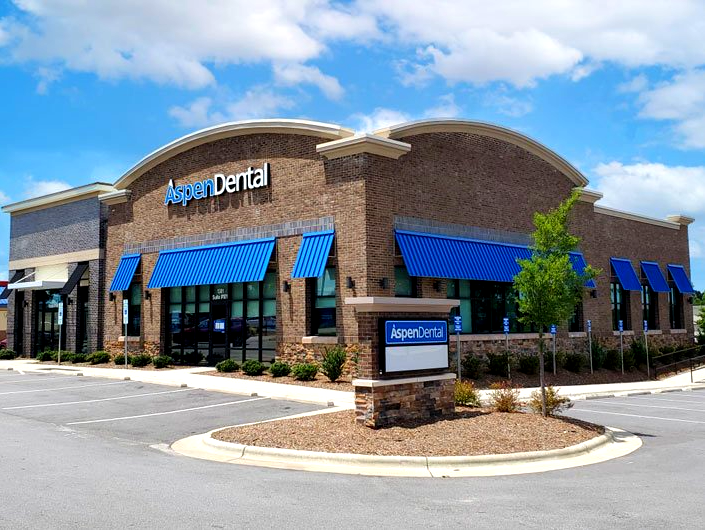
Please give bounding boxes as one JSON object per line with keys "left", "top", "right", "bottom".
{"left": 1, "top": 0, "right": 704, "bottom": 287}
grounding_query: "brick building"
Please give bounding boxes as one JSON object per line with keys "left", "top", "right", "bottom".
{"left": 1, "top": 119, "right": 696, "bottom": 378}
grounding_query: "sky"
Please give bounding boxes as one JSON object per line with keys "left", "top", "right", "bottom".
{"left": 0, "top": 0, "right": 704, "bottom": 288}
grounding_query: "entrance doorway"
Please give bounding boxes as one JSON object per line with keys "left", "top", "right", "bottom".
{"left": 34, "top": 290, "right": 65, "bottom": 354}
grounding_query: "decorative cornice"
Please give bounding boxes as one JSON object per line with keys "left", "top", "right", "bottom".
{"left": 665, "top": 214, "right": 695, "bottom": 226}
{"left": 594, "top": 205, "right": 680, "bottom": 230}
{"left": 99, "top": 189, "right": 132, "bottom": 205}
{"left": 9, "top": 249, "right": 103, "bottom": 270}
{"left": 344, "top": 296, "right": 459, "bottom": 313}
{"left": 574, "top": 187, "right": 603, "bottom": 204}
{"left": 316, "top": 134, "right": 411, "bottom": 160}
{"left": 2, "top": 183, "right": 115, "bottom": 215}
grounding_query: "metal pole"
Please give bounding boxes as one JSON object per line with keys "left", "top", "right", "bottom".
{"left": 552, "top": 333, "right": 557, "bottom": 376}
{"left": 645, "top": 331, "right": 650, "bottom": 380}
{"left": 456, "top": 331, "right": 461, "bottom": 380}
{"left": 620, "top": 331, "right": 624, "bottom": 375}
{"left": 506, "top": 332, "right": 510, "bottom": 380}
{"left": 124, "top": 320, "right": 128, "bottom": 368}
{"left": 58, "top": 302, "right": 63, "bottom": 365}
{"left": 588, "top": 328, "right": 593, "bottom": 374}
{"left": 58, "top": 323, "right": 62, "bottom": 365}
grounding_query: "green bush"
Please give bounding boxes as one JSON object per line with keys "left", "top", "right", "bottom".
{"left": 0, "top": 350, "right": 17, "bottom": 360}
{"left": 528, "top": 386, "right": 572, "bottom": 415}
{"left": 114, "top": 353, "right": 130, "bottom": 365}
{"left": 320, "top": 346, "right": 347, "bottom": 382}
{"left": 488, "top": 381, "right": 521, "bottom": 412}
{"left": 659, "top": 345, "right": 675, "bottom": 355}
{"left": 130, "top": 354, "right": 152, "bottom": 368}
{"left": 454, "top": 380, "right": 481, "bottom": 407}
{"left": 623, "top": 347, "right": 636, "bottom": 371}
{"left": 590, "top": 340, "right": 607, "bottom": 370}
{"left": 269, "top": 361, "right": 291, "bottom": 377}
{"left": 486, "top": 352, "right": 511, "bottom": 377}
{"left": 36, "top": 350, "right": 53, "bottom": 362}
{"left": 242, "top": 359, "right": 266, "bottom": 376}
{"left": 87, "top": 351, "right": 111, "bottom": 365}
{"left": 630, "top": 340, "right": 648, "bottom": 367}
{"left": 461, "top": 354, "right": 483, "bottom": 379}
{"left": 50, "top": 350, "right": 72, "bottom": 362}
{"left": 544, "top": 349, "right": 566, "bottom": 371}
{"left": 70, "top": 353, "right": 87, "bottom": 364}
{"left": 215, "top": 359, "right": 239, "bottom": 373}
{"left": 153, "top": 355, "right": 174, "bottom": 369}
{"left": 291, "top": 362, "right": 318, "bottom": 381}
{"left": 564, "top": 352, "right": 584, "bottom": 373}
{"left": 518, "top": 355, "right": 539, "bottom": 375}
{"left": 604, "top": 349, "right": 620, "bottom": 371}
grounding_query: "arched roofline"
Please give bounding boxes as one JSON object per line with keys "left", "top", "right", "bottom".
{"left": 114, "top": 119, "right": 355, "bottom": 190}
{"left": 374, "top": 119, "right": 589, "bottom": 187}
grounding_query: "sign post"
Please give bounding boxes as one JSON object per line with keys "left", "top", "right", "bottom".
{"left": 503, "top": 316, "right": 510, "bottom": 379}
{"left": 550, "top": 324, "right": 557, "bottom": 375}
{"left": 122, "top": 299, "right": 129, "bottom": 368}
{"left": 618, "top": 319, "right": 624, "bottom": 375}
{"left": 587, "top": 319, "right": 593, "bottom": 374}
{"left": 453, "top": 315, "right": 462, "bottom": 380}
{"left": 57, "top": 302, "right": 64, "bottom": 364}
{"left": 644, "top": 319, "right": 650, "bottom": 380}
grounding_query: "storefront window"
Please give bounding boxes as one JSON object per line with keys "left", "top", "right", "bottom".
{"left": 610, "top": 282, "right": 630, "bottom": 330}
{"left": 669, "top": 286, "right": 684, "bottom": 329}
{"left": 313, "top": 267, "right": 336, "bottom": 336}
{"left": 394, "top": 265, "right": 416, "bottom": 297}
{"left": 126, "top": 283, "right": 141, "bottom": 336}
{"left": 34, "top": 290, "right": 64, "bottom": 353}
{"left": 447, "top": 280, "right": 531, "bottom": 334}
{"left": 642, "top": 285, "right": 659, "bottom": 330}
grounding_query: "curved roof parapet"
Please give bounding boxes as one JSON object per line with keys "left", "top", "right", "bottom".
{"left": 374, "top": 119, "right": 589, "bottom": 187}
{"left": 114, "top": 119, "right": 356, "bottom": 190}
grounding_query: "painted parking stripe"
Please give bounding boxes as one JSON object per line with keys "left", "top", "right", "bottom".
{"left": 572, "top": 408, "right": 705, "bottom": 425}
{"left": 627, "top": 395, "right": 705, "bottom": 405}
{"left": 2, "top": 388, "right": 194, "bottom": 410}
{"left": 0, "top": 381, "right": 128, "bottom": 396}
{"left": 583, "top": 400, "right": 705, "bottom": 414}
{"left": 0, "top": 375, "right": 80, "bottom": 385}
{"left": 66, "top": 397, "right": 269, "bottom": 425}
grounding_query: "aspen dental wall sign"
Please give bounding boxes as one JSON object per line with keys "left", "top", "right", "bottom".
{"left": 164, "top": 162, "right": 271, "bottom": 206}
{"left": 379, "top": 319, "right": 449, "bottom": 375}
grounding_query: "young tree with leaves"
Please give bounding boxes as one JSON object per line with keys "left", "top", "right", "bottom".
{"left": 513, "top": 190, "right": 599, "bottom": 416}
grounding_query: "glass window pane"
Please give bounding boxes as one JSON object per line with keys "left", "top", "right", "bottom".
{"left": 447, "top": 280, "right": 457, "bottom": 298}
{"left": 317, "top": 267, "right": 336, "bottom": 297}
{"left": 231, "top": 283, "right": 243, "bottom": 300}
{"left": 460, "top": 299, "right": 472, "bottom": 333}
{"left": 185, "top": 286, "right": 196, "bottom": 303}
{"left": 170, "top": 287, "right": 182, "bottom": 304}
{"left": 247, "top": 300, "right": 259, "bottom": 318}
{"left": 394, "top": 266, "right": 412, "bottom": 297}
{"left": 315, "top": 296, "right": 336, "bottom": 309}
{"left": 199, "top": 285, "right": 210, "bottom": 301}
{"left": 315, "top": 308, "right": 336, "bottom": 336}
{"left": 263, "top": 272, "right": 277, "bottom": 299}
{"left": 459, "top": 280, "right": 471, "bottom": 299}
{"left": 198, "top": 302, "right": 210, "bottom": 313}
{"left": 185, "top": 303, "right": 195, "bottom": 314}
{"left": 130, "top": 284, "right": 141, "bottom": 305}
{"left": 246, "top": 282, "right": 259, "bottom": 300}
{"left": 263, "top": 299, "right": 276, "bottom": 317}
{"left": 231, "top": 301, "right": 243, "bottom": 317}
{"left": 212, "top": 284, "right": 228, "bottom": 301}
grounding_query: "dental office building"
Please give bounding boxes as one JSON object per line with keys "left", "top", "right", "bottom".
{"left": 1, "top": 119, "right": 696, "bottom": 374}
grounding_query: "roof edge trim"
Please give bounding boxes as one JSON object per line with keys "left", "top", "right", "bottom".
{"left": 1, "top": 183, "right": 116, "bottom": 214}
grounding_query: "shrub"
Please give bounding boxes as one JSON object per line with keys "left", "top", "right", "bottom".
{"left": 130, "top": 354, "right": 152, "bottom": 368}
{"left": 87, "top": 351, "right": 111, "bottom": 365}
{"left": 486, "top": 352, "right": 510, "bottom": 377}
{"left": 623, "top": 347, "right": 636, "bottom": 371}
{"left": 114, "top": 353, "right": 130, "bottom": 365}
{"left": 153, "top": 355, "right": 174, "bottom": 369}
{"left": 269, "top": 361, "right": 291, "bottom": 377}
{"left": 564, "top": 352, "right": 584, "bottom": 373}
{"left": 292, "top": 362, "right": 318, "bottom": 381}
{"left": 454, "top": 380, "right": 481, "bottom": 407}
{"left": 50, "top": 350, "right": 72, "bottom": 362}
{"left": 528, "top": 386, "right": 572, "bottom": 415}
{"left": 215, "top": 359, "right": 239, "bottom": 373}
{"left": 518, "top": 355, "right": 539, "bottom": 375}
{"left": 630, "top": 340, "right": 648, "bottom": 367}
{"left": 320, "top": 346, "right": 346, "bottom": 382}
{"left": 36, "top": 350, "right": 53, "bottom": 362}
{"left": 242, "top": 359, "right": 266, "bottom": 376}
{"left": 70, "top": 353, "right": 87, "bottom": 364}
{"left": 544, "top": 349, "right": 566, "bottom": 371}
{"left": 488, "top": 381, "right": 521, "bottom": 413}
{"left": 0, "top": 350, "right": 17, "bottom": 360}
{"left": 659, "top": 345, "right": 675, "bottom": 355}
{"left": 461, "top": 354, "right": 483, "bottom": 379}
{"left": 604, "top": 349, "right": 621, "bottom": 371}
{"left": 590, "top": 340, "right": 607, "bottom": 370}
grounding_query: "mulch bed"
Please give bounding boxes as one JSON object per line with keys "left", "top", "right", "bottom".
{"left": 201, "top": 370, "right": 354, "bottom": 391}
{"left": 473, "top": 367, "right": 652, "bottom": 389}
{"left": 212, "top": 408, "right": 602, "bottom": 457}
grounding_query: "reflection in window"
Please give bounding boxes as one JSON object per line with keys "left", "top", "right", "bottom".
{"left": 313, "top": 267, "right": 336, "bottom": 336}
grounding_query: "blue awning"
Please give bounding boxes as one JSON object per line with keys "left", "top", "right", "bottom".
{"left": 395, "top": 230, "right": 595, "bottom": 285}
{"left": 291, "top": 230, "right": 334, "bottom": 278}
{"left": 641, "top": 261, "right": 670, "bottom": 293}
{"left": 667, "top": 264, "right": 695, "bottom": 294}
{"left": 109, "top": 254, "right": 141, "bottom": 292}
{"left": 610, "top": 258, "right": 642, "bottom": 291}
{"left": 569, "top": 253, "right": 597, "bottom": 288}
{"left": 147, "top": 238, "right": 275, "bottom": 289}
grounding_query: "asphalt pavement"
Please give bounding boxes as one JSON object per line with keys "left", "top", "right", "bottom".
{"left": 1, "top": 368, "right": 704, "bottom": 529}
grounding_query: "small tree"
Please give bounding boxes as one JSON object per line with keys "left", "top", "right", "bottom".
{"left": 513, "top": 190, "right": 599, "bottom": 416}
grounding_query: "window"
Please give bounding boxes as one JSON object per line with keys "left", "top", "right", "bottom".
{"left": 569, "top": 303, "right": 584, "bottom": 332}
{"left": 669, "top": 286, "right": 684, "bottom": 329}
{"left": 126, "top": 282, "right": 141, "bottom": 336}
{"left": 394, "top": 265, "right": 417, "bottom": 297}
{"left": 610, "top": 282, "right": 630, "bottom": 330}
{"left": 642, "top": 285, "right": 659, "bottom": 330}
{"left": 312, "top": 267, "right": 336, "bottom": 336}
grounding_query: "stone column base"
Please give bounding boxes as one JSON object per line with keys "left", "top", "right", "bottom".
{"left": 353, "top": 373, "right": 456, "bottom": 428}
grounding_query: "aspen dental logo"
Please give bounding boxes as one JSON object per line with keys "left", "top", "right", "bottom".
{"left": 164, "top": 162, "right": 270, "bottom": 206}
{"left": 385, "top": 320, "right": 448, "bottom": 345}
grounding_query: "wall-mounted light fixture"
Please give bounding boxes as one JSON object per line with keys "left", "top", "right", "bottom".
{"left": 23, "top": 300, "right": 29, "bottom": 308}
{"left": 346, "top": 277, "right": 355, "bottom": 289}
{"left": 379, "top": 277, "right": 388, "bottom": 289}
{"left": 109, "top": 293, "right": 116, "bottom": 302}
{"left": 282, "top": 281, "right": 291, "bottom": 293}
{"left": 590, "top": 290, "right": 598, "bottom": 299}
{"left": 144, "top": 290, "right": 151, "bottom": 300}
{"left": 687, "top": 296, "right": 694, "bottom": 304}
{"left": 67, "top": 298, "right": 73, "bottom": 305}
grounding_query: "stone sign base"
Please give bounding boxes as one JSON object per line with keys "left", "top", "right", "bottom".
{"left": 353, "top": 373, "right": 456, "bottom": 429}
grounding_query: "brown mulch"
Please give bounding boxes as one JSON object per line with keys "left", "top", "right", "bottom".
{"left": 474, "top": 367, "right": 652, "bottom": 389}
{"left": 212, "top": 408, "right": 602, "bottom": 457}
{"left": 202, "top": 370, "right": 354, "bottom": 391}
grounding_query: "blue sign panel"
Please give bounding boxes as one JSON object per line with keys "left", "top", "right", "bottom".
{"left": 385, "top": 320, "right": 448, "bottom": 345}
{"left": 550, "top": 324, "right": 557, "bottom": 335}
{"left": 213, "top": 319, "right": 226, "bottom": 332}
{"left": 618, "top": 320, "right": 624, "bottom": 332}
{"left": 503, "top": 317, "right": 510, "bottom": 334}
{"left": 587, "top": 319, "right": 592, "bottom": 332}
{"left": 643, "top": 320, "right": 648, "bottom": 332}
{"left": 453, "top": 316, "right": 462, "bottom": 333}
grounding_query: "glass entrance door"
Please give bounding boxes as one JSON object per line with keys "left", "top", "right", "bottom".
{"left": 210, "top": 301, "right": 228, "bottom": 365}
{"left": 34, "top": 290, "right": 64, "bottom": 354}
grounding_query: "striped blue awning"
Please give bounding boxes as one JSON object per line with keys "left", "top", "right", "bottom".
{"left": 667, "top": 264, "right": 695, "bottom": 294}
{"left": 147, "top": 238, "right": 275, "bottom": 289}
{"left": 641, "top": 261, "right": 670, "bottom": 292}
{"left": 610, "top": 257, "right": 642, "bottom": 291}
{"left": 395, "top": 230, "right": 595, "bottom": 285}
{"left": 109, "top": 254, "right": 141, "bottom": 292}
{"left": 291, "top": 230, "right": 334, "bottom": 278}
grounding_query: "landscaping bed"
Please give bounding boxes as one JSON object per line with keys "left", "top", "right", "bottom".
{"left": 202, "top": 370, "right": 354, "bottom": 391}
{"left": 212, "top": 408, "right": 602, "bottom": 457}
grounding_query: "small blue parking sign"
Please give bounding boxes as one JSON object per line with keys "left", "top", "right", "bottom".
{"left": 550, "top": 324, "right": 557, "bottom": 335}
{"left": 503, "top": 317, "right": 509, "bottom": 334}
{"left": 587, "top": 319, "right": 592, "bottom": 332}
{"left": 618, "top": 320, "right": 624, "bottom": 332}
{"left": 453, "top": 315, "right": 462, "bottom": 333}
{"left": 643, "top": 320, "right": 648, "bottom": 332}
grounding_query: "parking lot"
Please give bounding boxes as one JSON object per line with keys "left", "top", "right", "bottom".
{"left": 0, "top": 368, "right": 323, "bottom": 446}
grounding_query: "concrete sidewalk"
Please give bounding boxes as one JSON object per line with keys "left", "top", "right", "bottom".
{"left": 2, "top": 358, "right": 704, "bottom": 406}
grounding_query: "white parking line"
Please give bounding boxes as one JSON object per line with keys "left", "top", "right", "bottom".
{"left": 2, "top": 388, "right": 193, "bottom": 410}
{"left": 0, "top": 375, "right": 80, "bottom": 385}
{"left": 627, "top": 395, "right": 705, "bottom": 405}
{"left": 66, "top": 396, "right": 269, "bottom": 425}
{"left": 572, "top": 408, "right": 705, "bottom": 425}
{"left": 0, "top": 381, "right": 127, "bottom": 396}
{"left": 585, "top": 400, "right": 705, "bottom": 414}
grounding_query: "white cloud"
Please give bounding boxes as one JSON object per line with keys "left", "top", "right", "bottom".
{"left": 484, "top": 92, "right": 533, "bottom": 118}
{"left": 23, "top": 176, "right": 71, "bottom": 199}
{"left": 617, "top": 74, "right": 649, "bottom": 93}
{"left": 169, "top": 89, "right": 295, "bottom": 128}
{"left": 273, "top": 63, "right": 343, "bottom": 100}
{"left": 35, "top": 66, "right": 61, "bottom": 94}
{"left": 349, "top": 107, "right": 411, "bottom": 133}
{"left": 592, "top": 161, "right": 705, "bottom": 258}
{"left": 0, "top": 189, "right": 11, "bottom": 205}
{"left": 423, "top": 94, "right": 461, "bottom": 118}
{"left": 637, "top": 69, "right": 705, "bottom": 149}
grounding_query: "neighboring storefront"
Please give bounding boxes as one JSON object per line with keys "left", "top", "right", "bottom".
{"left": 1, "top": 119, "right": 697, "bottom": 368}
